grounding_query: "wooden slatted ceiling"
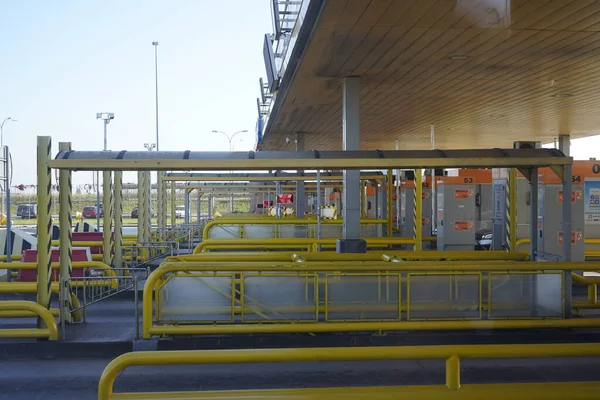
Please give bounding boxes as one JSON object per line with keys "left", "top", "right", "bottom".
{"left": 261, "top": 0, "right": 600, "bottom": 151}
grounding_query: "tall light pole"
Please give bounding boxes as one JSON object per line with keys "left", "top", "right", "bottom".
{"left": 0, "top": 117, "right": 17, "bottom": 149}
{"left": 212, "top": 130, "right": 248, "bottom": 151}
{"left": 96, "top": 113, "right": 114, "bottom": 228}
{"left": 0, "top": 117, "right": 16, "bottom": 218}
{"left": 152, "top": 42, "right": 159, "bottom": 150}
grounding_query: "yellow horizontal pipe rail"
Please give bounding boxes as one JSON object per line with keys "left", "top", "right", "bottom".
{"left": 0, "top": 280, "right": 115, "bottom": 294}
{"left": 194, "top": 237, "right": 437, "bottom": 254}
{"left": 51, "top": 240, "right": 138, "bottom": 247}
{"left": 104, "top": 383, "right": 600, "bottom": 400}
{"left": 168, "top": 251, "right": 528, "bottom": 263}
{"left": 0, "top": 261, "right": 112, "bottom": 271}
{"left": 202, "top": 218, "right": 388, "bottom": 239}
{"left": 0, "top": 301, "right": 58, "bottom": 340}
{"left": 147, "top": 318, "right": 600, "bottom": 337}
{"left": 98, "top": 343, "right": 600, "bottom": 400}
{"left": 142, "top": 261, "right": 593, "bottom": 338}
{"left": 0, "top": 308, "right": 60, "bottom": 318}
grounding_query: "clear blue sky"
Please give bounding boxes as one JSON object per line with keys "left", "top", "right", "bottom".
{"left": 0, "top": 0, "right": 272, "bottom": 185}
{"left": 1, "top": 1, "right": 598, "bottom": 188}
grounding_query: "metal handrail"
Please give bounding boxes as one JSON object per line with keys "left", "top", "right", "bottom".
{"left": 98, "top": 343, "right": 600, "bottom": 400}
{"left": 194, "top": 237, "right": 437, "bottom": 253}
{"left": 202, "top": 218, "right": 388, "bottom": 239}
{"left": 0, "top": 300, "right": 58, "bottom": 340}
{"left": 142, "top": 260, "right": 592, "bottom": 338}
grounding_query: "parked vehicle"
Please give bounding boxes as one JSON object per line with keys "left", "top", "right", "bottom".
{"left": 475, "top": 229, "right": 493, "bottom": 250}
{"left": 82, "top": 206, "right": 103, "bottom": 219}
{"left": 175, "top": 205, "right": 185, "bottom": 219}
{"left": 19, "top": 204, "right": 37, "bottom": 219}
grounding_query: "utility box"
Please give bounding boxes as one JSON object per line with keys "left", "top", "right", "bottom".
{"left": 437, "top": 179, "right": 476, "bottom": 251}
{"left": 400, "top": 180, "right": 433, "bottom": 239}
{"left": 491, "top": 171, "right": 531, "bottom": 251}
{"left": 538, "top": 182, "right": 585, "bottom": 261}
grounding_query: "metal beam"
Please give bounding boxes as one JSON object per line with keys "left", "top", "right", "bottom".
{"left": 102, "top": 171, "right": 113, "bottom": 267}
{"left": 114, "top": 171, "right": 123, "bottom": 268}
{"left": 51, "top": 149, "right": 572, "bottom": 171}
{"left": 163, "top": 172, "right": 385, "bottom": 182}
{"left": 36, "top": 136, "right": 53, "bottom": 328}
{"left": 58, "top": 142, "right": 73, "bottom": 328}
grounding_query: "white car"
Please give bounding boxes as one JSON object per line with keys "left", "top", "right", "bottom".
{"left": 175, "top": 206, "right": 185, "bottom": 219}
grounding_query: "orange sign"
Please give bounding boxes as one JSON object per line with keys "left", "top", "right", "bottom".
{"left": 455, "top": 189, "right": 473, "bottom": 199}
{"left": 558, "top": 190, "right": 583, "bottom": 204}
{"left": 422, "top": 218, "right": 430, "bottom": 225}
{"left": 422, "top": 192, "right": 430, "bottom": 200}
{"left": 454, "top": 221, "right": 473, "bottom": 231}
{"left": 558, "top": 231, "right": 583, "bottom": 245}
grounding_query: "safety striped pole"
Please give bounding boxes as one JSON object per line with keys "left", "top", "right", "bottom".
{"left": 102, "top": 171, "right": 114, "bottom": 267}
{"left": 414, "top": 169, "right": 423, "bottom": 251}
{"left": 137, "top": 171, "right": 144, "bottom": 244}
{"left": 170, "top": 181, "right": 176, "bottom": 228}
{"left": 160, "top": 174, "right": 168, "bottom": 234}
{"left": 58, "top": 142, "right": 73, "bottom": 327}
{"left": 506, "top": 168, "right": 517, "bottom": 252}
{"left": 113, "top": 171, "right": 123, "bottom": 268}
{"left": 36, "top": 136, "right": 53, "bottom": 327}
{"left": 157, "top": 171, "right": 164, "bottom": 238}
{"left": 145, "top": 171, "right": 152, "bottom": 242}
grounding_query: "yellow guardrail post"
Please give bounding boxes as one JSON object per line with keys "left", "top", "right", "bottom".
{"left": 387, "top": 169, "right": 393, "bottom": 238}
{"left": 36, "top": 135, "right": 53, "bottom": 329}
{"left": 0, "top": 301, "right": 58, "bottom": 340}
{"left": 114, "top": 171, "right": 123, "bottom": 268}
{"left": 58, "top": 142, "right": 74, "bottom": 326}
{"left": 414, "top": 169, "right": 423, "bottom": 251}
{"left": 98, "top": 344, "right": 600, "bottom": 400}
{"left": 508, "top": 168, "right": 517, "bottom": 253}
{"left": 103, "top": 170, "right": 114, "bottom": 267}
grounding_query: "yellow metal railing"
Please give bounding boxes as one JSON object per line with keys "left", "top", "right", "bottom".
{"left": 193, "top": 237, "right": 437, "bottom": 253}
{"left": 173, "top": 250, "right": 527, "bottom": 263}
{"left": 516, "top": 238, "right": 600, "bottom": 259}
{"left": 0, "top": 300, "right": 58, "bottom": 340}
{"left": 142, "top": 261, "right": 594, "bottom": 338}
{"left": 98, "top": 343, "right": 600, "bottom": 400}
{"left": 202, "top": 218, "right": 389, "bottom": 240}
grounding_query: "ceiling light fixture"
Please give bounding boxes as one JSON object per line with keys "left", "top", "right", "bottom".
{"left": 448, "top": 55, "right": 470, "bottom": 60}
{"left": 552, "top": 93, "right": 572, "bottom": 99}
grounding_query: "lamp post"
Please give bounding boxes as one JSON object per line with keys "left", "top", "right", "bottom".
{"left": 152, "top": 42, "right": 159, "bottom": 151}
{"left": 0, "top": 117, "right": 17, "bottom": 149}
{"left": 211, "top": 130, "right": 248, "bottom": 151}
{"left": 96, "top": 113, "right": 114, "bottom": 228}
{"left": 0, "top": 117, "right": 16, "bottom": 217}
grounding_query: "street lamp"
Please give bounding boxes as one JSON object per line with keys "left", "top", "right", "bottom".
{"left": 152, "top": 42, "right": 159, "bottom": 151}
{"left": 96, "top": 112, "right": 115, "bottom": 151}
{"left": 144, "top": 143, "right": 156, "bottom": 151}
{"left": 212, "top": 130, "right": 248, "bottom": 151}
{"left": 96, "top": 112, "right": 114, "bottom": 228}
{"left": 0, "top": 117, "right": 17, "bottom": 149}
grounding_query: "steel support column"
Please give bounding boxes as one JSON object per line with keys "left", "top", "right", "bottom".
{"left": 563, "top": 163, "right": 573, "bottom": 317}
{"left": 208, "top": 194, "right": 212, "bottom": 217}
{"left": 102, "top": 171, "right": 113, "bottom": 267}
{"left": 414, "top": 169, "right": 423, "bottom": 251}
{"left": 387, "top": 169, "right": 393, "bottom": 237}
{"left": 508, "top": 168, "right": 517, "bottom": 253}
{"left": 145, "top": 171, "right": 152, "bottom": 242}
{"left": 530, "top": 169, "right": 539, "bottom": 261}
{"left": 170, "top": 181, "right": 176, "bottom": 228}
{"left": 296, "top": 135, "right": 305, "bottom": 217}
{"left": 113, "top": 171, "right": 123, "bottom": 268}
{"left": 196, "top": 191, "right": 201, "bottom": 223}
{"left": 58, "top": 142, "right": 73, "bottom": 326}
{"left": 157, "top": 171, "right": 166, "bottom": 238}
{"left": 36, "top": 136, "right": 52, "bottom": 327}
{"left": 137, "top": 171, "right": 145, "bottom": 243}
{"left": 340, "top": 77, "right": 362, "bottom": 251}
{"left": 558, "top": 134, "right": 571, "bottom": 157}
{"left": 184, "top": 189, "right": 190, "bottom": 225}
